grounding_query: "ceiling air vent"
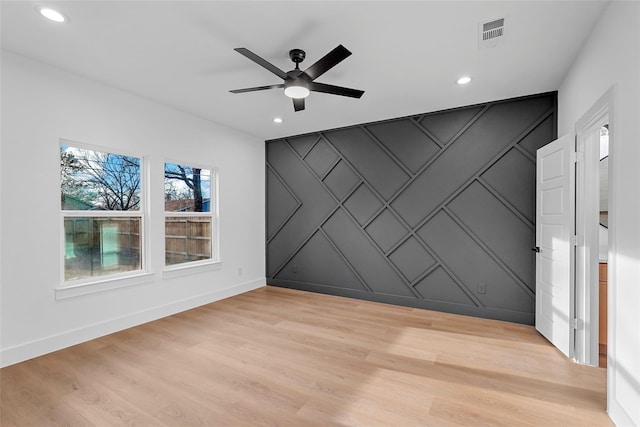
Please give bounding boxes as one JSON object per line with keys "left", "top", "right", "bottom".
{"left": 479, "top": 18, "right": 505, "bottom": 50}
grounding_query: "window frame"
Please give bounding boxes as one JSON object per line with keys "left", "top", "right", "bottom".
{"left": 162, "top": 159, "right": 220, "bottom": 274}
{"left": 57, "top": 139, "right": 151, "bottom": 297}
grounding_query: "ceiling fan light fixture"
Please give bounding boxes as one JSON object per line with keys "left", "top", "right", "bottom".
{"left": 284, "top": 84, "right": 310, "bottom": 99}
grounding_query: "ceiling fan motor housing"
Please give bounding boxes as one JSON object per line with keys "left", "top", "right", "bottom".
{"left": 285, "top": 67, "right": 310, "bottom": 95}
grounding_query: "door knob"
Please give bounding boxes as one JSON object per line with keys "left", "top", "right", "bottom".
{"left": 532, "top": 247, "right": 541, "bottom": 253}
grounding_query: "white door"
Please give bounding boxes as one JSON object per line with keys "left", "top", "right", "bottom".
{"left": 535, "top": 134, "right": 575, "bottom": 358}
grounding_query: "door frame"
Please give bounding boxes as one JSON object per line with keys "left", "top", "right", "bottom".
{"left": 574, "top": 87, "right": 615, "bottom": 367}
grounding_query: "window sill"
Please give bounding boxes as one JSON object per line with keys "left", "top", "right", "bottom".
{"left": 162, "top": 260, "right": 223, "bottom": 280}
{"left": 55, "top": 272, "right": 155, "bottom": 300}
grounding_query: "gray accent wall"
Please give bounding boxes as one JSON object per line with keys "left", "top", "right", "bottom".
{"left": 266, "top": 92, "right": 557, "bottom": 324}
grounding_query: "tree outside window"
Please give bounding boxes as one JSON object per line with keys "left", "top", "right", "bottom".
{"left": 164, "top": 162, "right": 214, "bottom": 266}
{"left": 60, "top": 144, "right": 143, "bottom": 282}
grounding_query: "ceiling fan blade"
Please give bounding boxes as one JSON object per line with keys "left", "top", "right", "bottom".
{"left": 303, "top": 45, "right": 352, "bottom": 81}
{"left": 293, "top": 97, "right": 305, "bottom": 112}
{"left": 309, "top": 82, "right": 364, "bottom": 98}
{"left": 304, "top": 45, "right": 351, "bottom": 80}
{"left": 230, "top": 84, "right": 284, "bottom": 94}
{"left": 234, "top": 48, "right": 289, "bottom": 80}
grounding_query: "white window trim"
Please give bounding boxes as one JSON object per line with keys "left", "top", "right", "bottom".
{"left": 162, "top": 161, "right": 220, "bottom": 274}
{"left": 58, "top": 140, "right": 149, "bottom": 297}
{"left": 162, "top": 259, "right": 223, "bottom": 279}
{"left": 211, "top": 166, "right": 220, "bottom": 263}
{"left": 55, "top": 271, "right": 155, "bottom": 300}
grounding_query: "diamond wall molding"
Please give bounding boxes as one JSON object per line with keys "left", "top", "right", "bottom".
{"left": 266, "top": 92, "right": 557, "bottom": 324}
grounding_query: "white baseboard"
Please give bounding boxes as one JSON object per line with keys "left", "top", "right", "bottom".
{"left": 609, "top": 391, "right": 637, "bottom": 427}
{"left": 0, "top": 278, "right": 265, "bottom": 368}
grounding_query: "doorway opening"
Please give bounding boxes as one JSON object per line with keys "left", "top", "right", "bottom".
{"left": 598, "top": 124, "right": 609, "bottom": 368}
{"left": 574, "top": 87, "right": 613, "bottom": 369}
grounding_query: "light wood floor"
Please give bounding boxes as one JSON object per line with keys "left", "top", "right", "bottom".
{"left": 1, "top": 286, "right": 612, "bottom": 426}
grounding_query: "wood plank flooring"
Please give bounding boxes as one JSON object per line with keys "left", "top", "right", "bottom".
{"left": 1, "top": 286, "right": 612, "bottom": 426}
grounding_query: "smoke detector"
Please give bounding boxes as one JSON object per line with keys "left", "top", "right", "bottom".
{"left": 479, "top": 18, "right": 505, "bottom": 50}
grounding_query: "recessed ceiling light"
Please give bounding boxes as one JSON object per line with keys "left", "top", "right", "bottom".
{"left": 38, "top": 6, "right": 67, "bottom": 23}
{"left": 457, "top": 76, "right": 472, "bottom": 85}
{"left": 273, "top": 117, "right": 283, "bottom": 124}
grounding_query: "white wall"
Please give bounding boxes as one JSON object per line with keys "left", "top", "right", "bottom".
{"left": 0, "top": 51, "right": 266, "bottom": 367}
{"left": 558, "top": 2, "right": 640, "bottom": 425}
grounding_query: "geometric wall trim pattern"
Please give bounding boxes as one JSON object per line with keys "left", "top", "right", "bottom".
{"left": 266, "top": 92, "right": 557, "bottom": 324}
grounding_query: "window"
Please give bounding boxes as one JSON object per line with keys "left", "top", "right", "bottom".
{"left": 164, "top": 162, "right": 217, "bottom": 267}
{"left": 60, "top": 142, "right": 144, "bottom": 282}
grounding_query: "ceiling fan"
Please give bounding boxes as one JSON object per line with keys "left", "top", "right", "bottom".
{"left": 230, "top": 44, "right": 364, "bottom": 112}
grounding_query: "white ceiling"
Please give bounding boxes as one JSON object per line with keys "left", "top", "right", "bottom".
{"left": 1, "top": 1, "right": 607, "bottom": 140}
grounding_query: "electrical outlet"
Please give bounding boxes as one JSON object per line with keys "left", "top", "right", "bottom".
{"left": 478, "top": 282, "right": 486, "bottom": 294}
{"left": 238, "top": 267, "right": 243, "bottom": 276}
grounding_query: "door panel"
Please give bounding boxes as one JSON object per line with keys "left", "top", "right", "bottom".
{"left": 535, "top": 134, "right": 575, "bottom": 358}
